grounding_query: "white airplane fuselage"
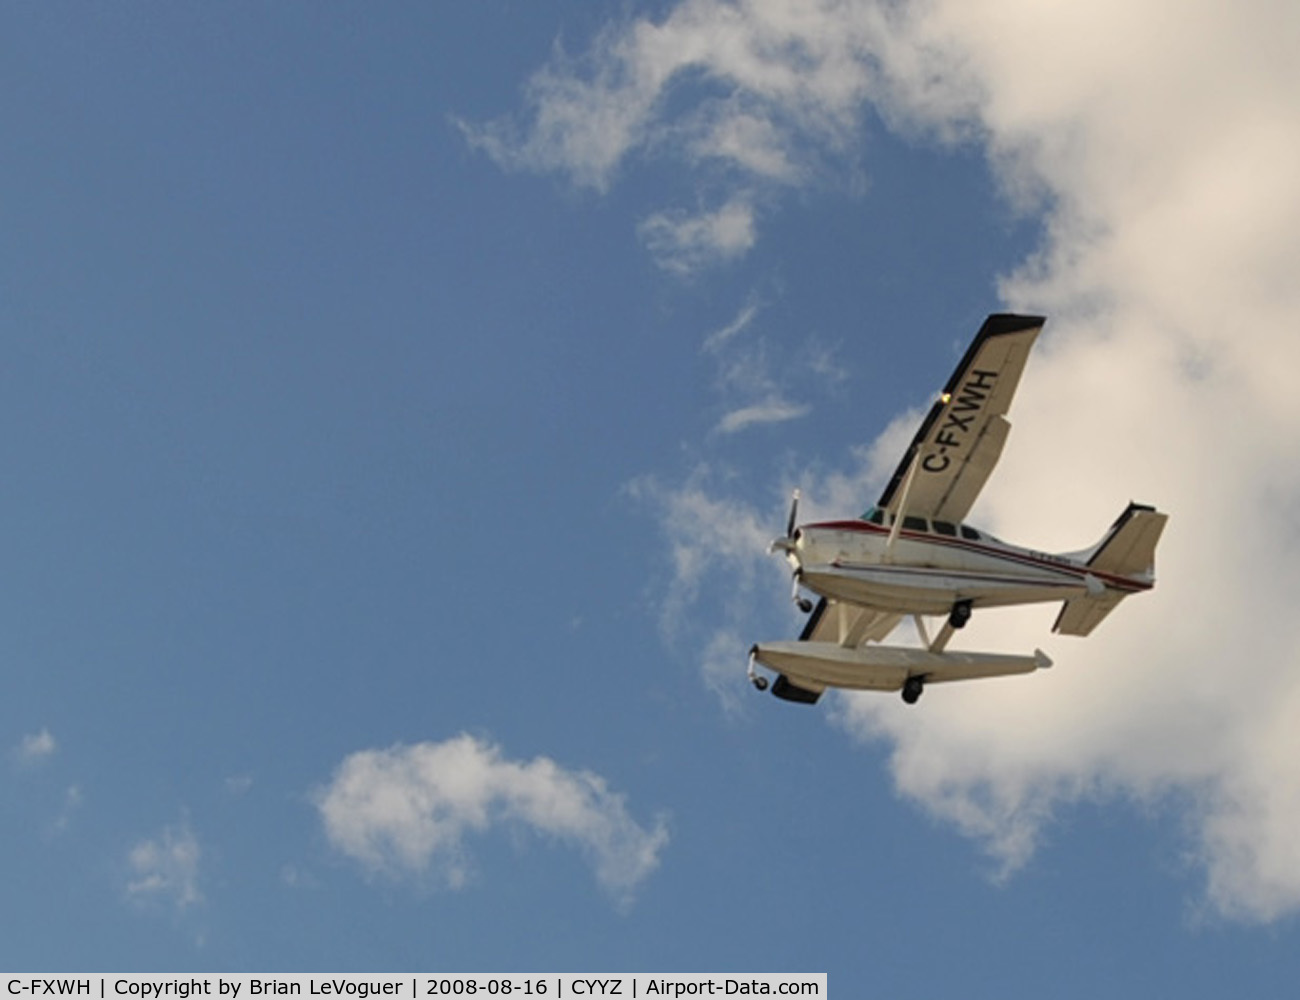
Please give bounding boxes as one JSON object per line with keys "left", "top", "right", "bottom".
{"left": 752, "top": 314, "right": 1167, "bottom": 705}
{"left": 789, "top": 517, "right": 1151, "bottom": 617}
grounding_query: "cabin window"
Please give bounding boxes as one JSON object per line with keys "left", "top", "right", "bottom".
{"left": 903, "top": 516, "right": 928, "bottom": 532}
{"left": 960, "top": 525, "right": 981, "bottom": 541}
{"left": 933, "top": 520, "right": 957, "bottom": 537}
{"left": 864, "top": 507, "right": 885, "bottom": 525}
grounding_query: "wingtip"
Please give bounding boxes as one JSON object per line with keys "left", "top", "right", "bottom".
{"left": 981, "top": 313, "right": 1047, "bottom": 336}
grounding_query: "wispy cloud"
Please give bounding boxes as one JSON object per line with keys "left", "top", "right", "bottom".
{"left": 699, "top": 296, "right": 821, "bottom": 435}
{"left": 463, "top": 2, "right": 886, "bottom": 266}
{"left": 53, "top": 785, "right": 82, "bottom": 833}
{"left": 703, "top": 301, "right": 761, "bottom": 353}
{"left": 14, "top": 728, "right": 57, "bottom": 764}
{"left": 465, "top": 1, "right": 883, "bottom": 191}
{"left": 629, "top": 470, "right": 778, "bottom": 631}
{"left": 683, "top": 105, "right": 807, "bottom": 183}
{"left": 224, "top": 775, "right": 253, "bottom": 797}
{"left": 639, "top": 197, "right": 757, "bottom": 275}
{"left": 628, "top": 466, "right": 794, "bottom": 722}
{"left": 315, "top": 734, "right": 668, "bottom": 905}
{"left": 126, "top": 819, "right": 203, "bottom": 909}
{"left": 716, "top": 399, "right": 810, "bottom": 434}
{"left": 493, "top": 0, "right": 1300, "bottom": 922}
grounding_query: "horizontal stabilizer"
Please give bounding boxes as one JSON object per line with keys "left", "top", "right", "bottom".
{"left": 1052, "top": 591, "right": 1124, "bottom": 637}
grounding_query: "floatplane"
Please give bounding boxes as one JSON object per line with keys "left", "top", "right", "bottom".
{"left": 749, "top": 314, "right": 1166, "bottom": 705}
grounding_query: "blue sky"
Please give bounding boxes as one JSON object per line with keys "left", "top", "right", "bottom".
{"left": 6, "top": 1, "right": 1300, "bottom": 990}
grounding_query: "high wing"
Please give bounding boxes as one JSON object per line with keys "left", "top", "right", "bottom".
{"left": 766, "top": 313, "right": 1046, "bottom": 705}
{"left": 876, "top": 314, "right": 1044, "bottom": 523}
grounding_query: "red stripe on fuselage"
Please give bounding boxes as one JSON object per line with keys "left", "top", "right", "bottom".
{"left": 801, "top": 519, "right": 1152, "bottom": 593}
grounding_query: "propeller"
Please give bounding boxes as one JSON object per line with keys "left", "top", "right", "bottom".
{"left": 770, "top": 489, "right": 801, "bottom": 554}
{"left": 770, "top": 489, "right": 813, "bottom": 613}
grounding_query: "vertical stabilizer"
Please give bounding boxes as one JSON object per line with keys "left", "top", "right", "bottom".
{"left": 1053, "top": 503, "right": 1167, "bottom": 636}
{"left": 1084, "top": 502, "right": 1168, "bottom": 577}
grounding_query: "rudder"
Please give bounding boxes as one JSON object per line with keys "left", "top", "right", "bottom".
{"left": 1053, "top": 502, "right": 1167, "bottom": 637}
{"left": 1085, "top": 502, "right": 1167, "bottom": 578}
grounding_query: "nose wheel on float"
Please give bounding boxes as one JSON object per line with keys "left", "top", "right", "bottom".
{"left": 791, "top": 572, "right": 813, "bottom": 614}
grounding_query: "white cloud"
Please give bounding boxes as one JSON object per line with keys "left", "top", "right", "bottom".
{"left": 224, "top": 775, "right": 253, "bottom": 797}
{"left": 703, "top": 301, "right": 761, "bottom": 353}
{"left": 315, "top": 734, "right": 668, "bottom": 904}
{"left": 629, "top": 467, "right": 798, "bottom": 723}
{"left": 716, "top": 398, "right": 810, "bottom": 434}
{"left": 826, "top": 0, "right": 1300, "bottom": 925}
{"left": 639, "top": 197, "right": 758, "bottom": 274}
{"left": 126, "top": 820, "right": 202, "bottom": 909}
{"left": 698, "top": 295, "right": 820, "bottom": 434}
{"left": 685, "top": 105, "right": 805, "bottom": 182}
{"left": 15, "top": 728, "right": 56, "bottom": 763}
{"left": 280, "top": 864, "right": 320, "bottom": 890}
{"left": 516, "top": 0, "right": 1300, "bottom": 921}
{"left": 630, "top": 469, "right": 779, "bottom": 632}
{"left": 53, "top": 785, "right": 82, "bottom": 833}
{"left": 464, "top": 0, "right": 889, "bottom": 262}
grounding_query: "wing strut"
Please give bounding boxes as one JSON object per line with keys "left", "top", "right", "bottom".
{"left": 884, "top": 450, "right": 922, "bottom": 560}
{"left": 912, "top": 614, "right": 957, "bottom": 653}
